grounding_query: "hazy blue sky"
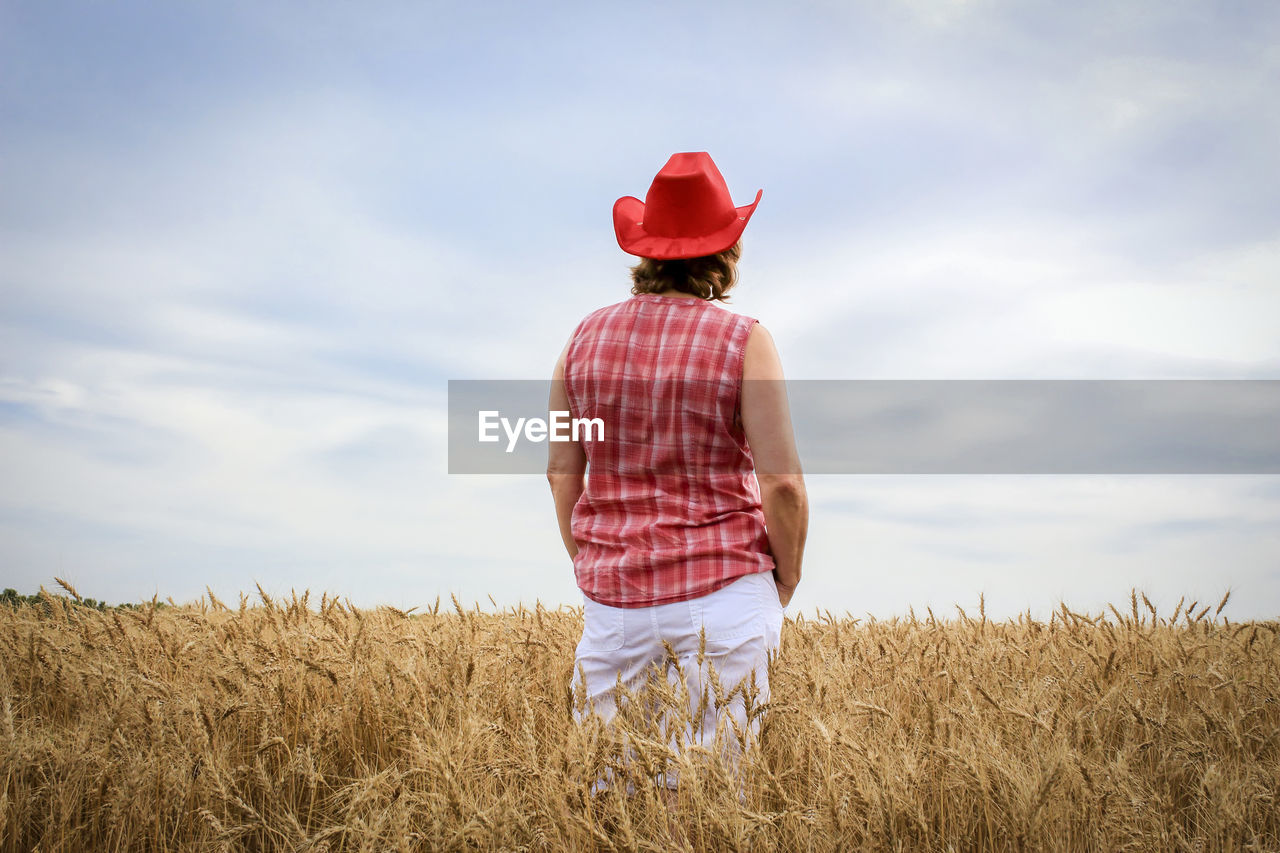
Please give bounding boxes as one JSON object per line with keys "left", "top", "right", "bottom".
{"left": 3, "top": 0, "right": 1278, "bottom": 619}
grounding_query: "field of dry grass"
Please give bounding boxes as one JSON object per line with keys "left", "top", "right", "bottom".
{"left": 1, "top": 581, "right": 1277, "bottom": 852}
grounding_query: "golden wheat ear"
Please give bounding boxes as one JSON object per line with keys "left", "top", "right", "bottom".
{"left": 2, "top": 593, "right": 1276, "bottom": 849}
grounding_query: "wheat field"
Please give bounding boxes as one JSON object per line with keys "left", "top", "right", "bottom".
{"left": 1, "top": 581, "right": 1276, "bottom": 852}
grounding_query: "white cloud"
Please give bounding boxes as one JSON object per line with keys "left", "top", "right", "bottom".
{"left": 801, "top": 475, "right": 1280, "bottom": 621}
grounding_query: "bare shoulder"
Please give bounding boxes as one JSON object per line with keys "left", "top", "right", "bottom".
{"left": 743, "top": 322, "right": 784, "bottom": 381}
{"left": 552, "top": 335, "right": 572, "bottom": 378}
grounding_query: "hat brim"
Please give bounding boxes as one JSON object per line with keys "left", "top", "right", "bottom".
{"left": 613, "top": 189, "right": 762, "bottom": 260}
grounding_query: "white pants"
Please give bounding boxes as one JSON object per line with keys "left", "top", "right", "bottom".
{"left": 570, "top": 570, "right": 785, "bottom": 789}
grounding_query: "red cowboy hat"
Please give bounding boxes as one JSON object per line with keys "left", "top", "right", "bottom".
{"left": 613, "top": 152, "right": 762, "bottom": 260}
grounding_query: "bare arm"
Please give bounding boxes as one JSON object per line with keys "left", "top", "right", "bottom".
{"left": 547, "top": 339, "right": 586, "bottom": 559}
{"left": 740, "top": 323, "right": 808, "bottom": 607}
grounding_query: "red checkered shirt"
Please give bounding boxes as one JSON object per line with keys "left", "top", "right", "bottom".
{"left": 563, "top": 292, "right": 775, "bottom": 608}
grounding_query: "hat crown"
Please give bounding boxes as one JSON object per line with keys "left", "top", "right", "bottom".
{"left": 612, "top": 151, "right": 760, "bottom": 260}
{"left": 640, "top": 152, "right": 737, "bottom": 238}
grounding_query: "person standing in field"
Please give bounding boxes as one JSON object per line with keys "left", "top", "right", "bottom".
{"left": 546, "top": 151, "right": 808, "bottom": 791}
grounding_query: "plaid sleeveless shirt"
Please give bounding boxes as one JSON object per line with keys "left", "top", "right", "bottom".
{"left": 563, "top": 292, "right": 775, "bottom": 608}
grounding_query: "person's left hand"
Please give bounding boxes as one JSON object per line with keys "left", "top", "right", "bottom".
{"left": 774, "top": 578, "right": 796, "bottom": 608}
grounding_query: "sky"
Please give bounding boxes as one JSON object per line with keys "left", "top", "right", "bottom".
{"left": 2, "top": 0, "right": 1278, "bottom": 620}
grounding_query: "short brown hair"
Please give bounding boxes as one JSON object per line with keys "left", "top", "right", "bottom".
{"left": 629, "top": 241, "right": 742, "bottom": 302}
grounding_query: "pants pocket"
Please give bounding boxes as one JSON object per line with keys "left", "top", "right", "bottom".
{"left": 578, "top": 597, "right": 625, "bottom": 652}
{"left": 765, "top": 593, "right": 784, "bottom": 651}
{"left": 688, "top": 576, "right": 767, "bottom": 648}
